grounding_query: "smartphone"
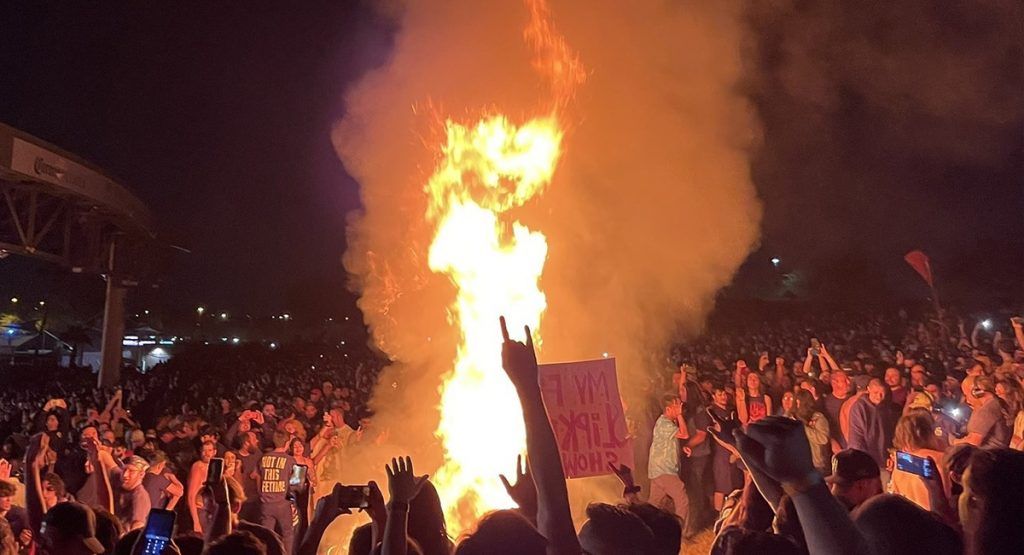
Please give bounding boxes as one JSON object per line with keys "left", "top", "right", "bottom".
{"left": 896, "top": 451, "right": 936, "bottom": 479}
{"left": 289, "top": 464, "right": 307, "bottom": 486}
{"left": 205, "top": 457, "right": 224, "bottom": 484}
{"left": 810, "top": 338, "right": 822, "bottom": 357}
{"left": 336, "top": 484, "right": 371, "bottom": 509}
{"left": 139, "top": 508, "right": 176, "bottom": 555}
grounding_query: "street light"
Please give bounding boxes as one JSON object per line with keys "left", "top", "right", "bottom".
{"left": 771, "top": 257, "right": 781, "bottom": 267}
{"left": 197, "top": 306, "right": 205, "bottom": 315}
{"left": 9, "top": 297, "right": 17, "bottom": 304}
{"left": 220, "top": 312, "right": 228, "bottom": 320}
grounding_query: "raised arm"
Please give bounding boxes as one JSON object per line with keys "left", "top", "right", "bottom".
{"left": 164, "top": 473, "right": 184, "bottom": 510}
{"left": 1011, "top": 318, "right": 1024, "bottom": 350}
{"left": 500, "top": 316, "right": 581, "bottom": 555}
{"left": 735, "top": 417, "right": 869, "bottom": 555}
{"left": 84, "top": 437, "right": 115, "bottom": 514}
{"left": 382, "top": 456, "right": 428, "bottom": 555}
{"left": 820, "top": 345, "right": 840, "bottom": 371}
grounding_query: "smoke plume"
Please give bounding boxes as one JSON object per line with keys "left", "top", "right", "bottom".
{"left": 331, "top": 0, "right": 760, "bottom": 524}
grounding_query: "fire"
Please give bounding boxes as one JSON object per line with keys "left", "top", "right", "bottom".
{"left": 425, "top": 0, "right": 584, "bottom": 534}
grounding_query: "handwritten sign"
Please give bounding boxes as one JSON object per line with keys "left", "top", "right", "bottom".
{"left": 539, "top": 358, "right": 633, "bottom": 479}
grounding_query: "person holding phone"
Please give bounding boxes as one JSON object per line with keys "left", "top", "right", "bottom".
{"left": 187, "top": 441, "right": 217, "bottom": 534}
{"left": 888, "top": 412, "right": 947, "bottom": 511}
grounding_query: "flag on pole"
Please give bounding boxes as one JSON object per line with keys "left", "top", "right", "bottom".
{"left": 904, "top": 250, "right": 934, "bottom": 288}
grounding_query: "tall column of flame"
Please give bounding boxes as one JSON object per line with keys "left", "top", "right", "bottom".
{"left": 425, "top": 0, "right": 585, "bottom": 534}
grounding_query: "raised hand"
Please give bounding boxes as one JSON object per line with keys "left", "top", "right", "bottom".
{"left": 706, "top": 407, "right": 740, "bottom": 447}
{"left": 733, "top": 416, "right": 815, "bottom": 484}
{"left": 0, "top": 458, "right": 10, "bottom": 480}
{"left": 385, "top": 456, "right": 428, "bottom": 504}
{"left": 499, "top": 454, "right": 537, "bottom": 516}
{"left": 499, "top": 316, "right": 539, "bottom": 391}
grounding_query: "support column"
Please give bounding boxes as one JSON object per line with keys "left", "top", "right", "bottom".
{"left": 99, "top": 239, "right": 125, "bottom": 388}
{"left": 99, "top": 277, "right": 126, "bottom": 388}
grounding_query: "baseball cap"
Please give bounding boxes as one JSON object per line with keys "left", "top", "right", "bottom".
{"left": 826, "top": 449, "right": 880, "bottom": 486}
{"left": 42, "top": 502, "right": 105, "bottom": 554}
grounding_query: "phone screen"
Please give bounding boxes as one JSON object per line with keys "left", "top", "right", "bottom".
{"left": 289, "top": 464, "right": 307, "bottom": 486}
{"left": 896, "top": 451, "right": 935, "bottom": 479}
{"left": 140, "top": 509, "right": 176, "bottom": 555}
{"left": 337, "top": 485, "right": 371, "bottom": 509}
{"left": 206, "top": 457, "right": 224, "bottom": 484}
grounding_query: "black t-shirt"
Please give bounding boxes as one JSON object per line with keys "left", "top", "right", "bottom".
{"left": 257, "top": 452, "right": 294, "bottom": 504}
{"left": 142, "top": 472, "right": 172, "bottom": 509}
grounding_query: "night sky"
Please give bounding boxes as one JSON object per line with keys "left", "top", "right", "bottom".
{"left": 1, "top": 1, "right": 1021, "bottom": 322}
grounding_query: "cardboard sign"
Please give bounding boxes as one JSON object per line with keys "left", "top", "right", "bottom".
{"left": 538, "top": 358, "right": 634, "bottom": 479}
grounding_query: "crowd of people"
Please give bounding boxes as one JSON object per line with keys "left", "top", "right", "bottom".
{"left": 0, "top": 306, "right": 1022, "bottom": 555}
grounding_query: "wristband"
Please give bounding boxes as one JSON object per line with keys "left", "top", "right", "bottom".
{"left": 623, "top": 485, "right": 641, "bottom": 496}
{"left": 781, "top": 471, "right": 824, "bottom": 496}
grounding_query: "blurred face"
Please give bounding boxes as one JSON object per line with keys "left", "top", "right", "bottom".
{"left": 292, "top": 441, "right": 304, "bottom": 457}
{"left": 831, "top": 371, "right": 851, "bottom": 397}
{"left": 81, "top": 426, "right": 98, "bottom": 442}
{"left": 712, "top": 389, "right": 728, "bottom": 407}
{"left": 664, "top": 401, "right": 681, "bottom": 419}
{"left": 122, "top": 466, "right": 144, "bottom": 489}
{"left": 223, "top": 451, "right": 237, "bottom": 476}
{"left": 910, "top": 366, "right": 927, "bottom": 387}
{"left": 867, "top": 382, "right": 886, "bottom": 405}
{"left": 220, "top": 399, "right": 231, "bottom": 411}
{"left": 747, "top": 373, "right": 761, "bottom": 392}
{"left": 0, "top": 495, "right": 11, "bottom": 511}
{"left": 884, "top": 368, "right": 902, "bottom": 388}
{"left": 782, "top": 392, "right": 795, "bottom": 412}
{"left": 201, "top": 443, "right": 216, "bottom": 463}
{"left": 113, "top": 445, "right": 126, "bottom": 459}
{"left": 262, "top": 404, "right": 275, "bottom": 416}
{"left": 45, "top": 414, "right": 59, "bottom": 431}
{"left": 303, "top": 405, "right": 317, "bottom": 419}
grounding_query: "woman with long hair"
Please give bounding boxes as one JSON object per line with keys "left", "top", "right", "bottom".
{"left": 888, "top": 410, "right": 948, "bottom": 511}
{"left": 680, "top": 380, "right": 713, "bottom": 537}
{"left": 736, "top": 372, "right": 772, "bottom": 425}
{"left": 794, "top": 389, "right": 830, "bottom": 475}
{"left": 777, "top": 391, "right": 796, "bottom": 419}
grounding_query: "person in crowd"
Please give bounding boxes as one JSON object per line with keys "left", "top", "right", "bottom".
{"left": 993, "top": 378, "right": 1024, "bottom": 450}
{"left": 256, "top": 430, "right": 296, "bottom": 554}
{"left": 0, "top": 480, "right": 30, "bottom": 552}
{"left": 955, "top": 375, "right": 1010, "bottom": 448}
{"left": 847, "top": 379, "right": 897, "bottom": 481}
{"left": 824, "top": 369, "right": 854, "bottom": 454}
{"left": 884, "top": 367, "right": 910, "bottom": 408}
{"left": 958, "top": 448, "right": 1024, "bottom": 555}
{"left": 794, "top": 390, "right": 830, "bottom": 476}
{"left": 110, "top": 456, "right": 151, "bottom": 531}
{"left": 826, "top": 449, "right": 883, "bottom": 511}
{"left": 888, "top": 412, "right": 948, "bottom": 511}
{"left": 736, "top": 371, "right": 771, "bottom": 426}
{"left": 37, "top": 501, "right": 106, "bottom": 555}
{"left": 188, "top": 440, "right": 217, "bottom": 534}
{"left": 142, "top": 450, "right": 183, "bottom": 510}
{"left": 709, "top": 385, "right": 741, "bottom": 511}
{"left": 777, "top": 391, "right": 796, "bottom": 419}
{"left": 647, "top": 395, "right": 689, "bottom": 527}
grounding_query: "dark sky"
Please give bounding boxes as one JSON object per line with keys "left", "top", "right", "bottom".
{"left": 0, "top": 1, "right": 393, "bottom": 318}
{"left": 1, "top": 1, "right": 1021, "bottom": 320}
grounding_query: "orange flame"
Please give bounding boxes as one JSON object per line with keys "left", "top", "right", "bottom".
{"left": 426, "top": 0, "right": 584, "bottom": 534}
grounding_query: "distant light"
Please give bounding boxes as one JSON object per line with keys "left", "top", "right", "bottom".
{"left": 340, "top": 340, "right": 346, "bottom": 346}
{"left": 38, "top": 301, "right": 45, "bottom": 306}
{"left": 602, "top": 352, "right": 609, "bottom": 358}
{"left": 4, "top": 329, "right": 14, "bottom": 336}
{"left": 344, "top": 317, "right": 350, "bottom": 321}
{"left": 771, "top": 257, "right": 781, "bottom": 267}
{"left": 231, "top": 337, "right": 240, "bottom": 344}
{"left": 221, "top": 337, "right": 228, "bottom": 342}
{"left": 150, "top": 347, "right": 167, "bottom": 357}
{"left": 9, "top": 297, "right": 17, "bottom": 304}
{"left": 282, "top": 313, "right": 291, "bottom": 321}
{"left": 197, "top": 306, "right": 205, "bottom": 315}
{"left": 982, "top": 319, "right": 993, "bottom": 330}
{"left": 269, "top": 342, "right": 278, "bottom": 349}
{"left": 220, "top": 312, "right": 228, "bottom": 320}
{"left": 144, "top": 309, "right": 150, "bottom": 315}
